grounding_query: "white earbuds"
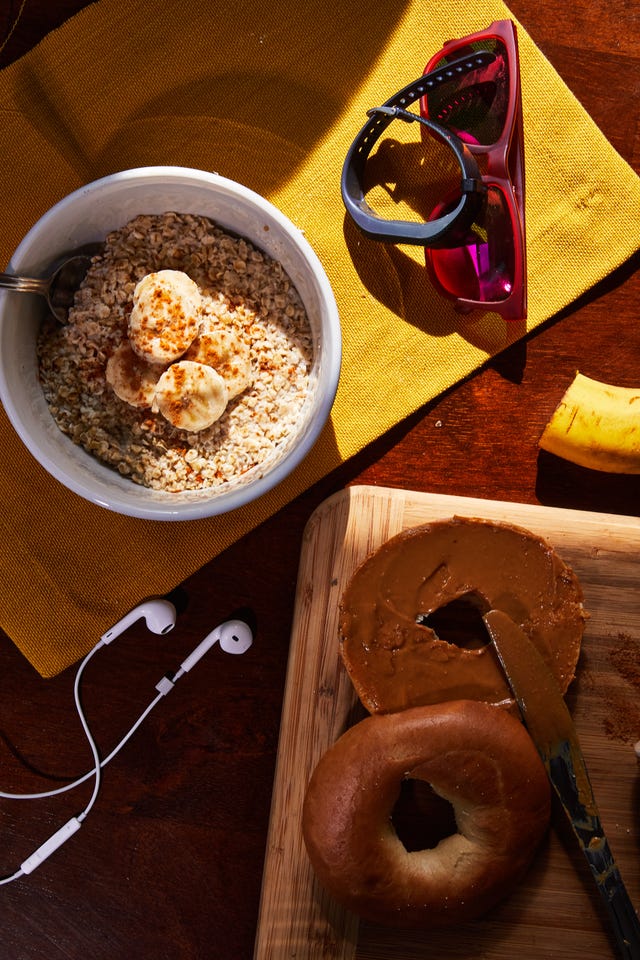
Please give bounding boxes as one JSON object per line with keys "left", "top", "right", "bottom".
{"left": 0, "top": 603, "right": 255, "bottom": 885}
{"left": 100, "top": 598, "right": 177, "bottom": 644}
{"left": 219, "top": 618, "right": 254, "bottom": 655}
{"left": 176, "top": 618, "right": 254, "bottom": 675}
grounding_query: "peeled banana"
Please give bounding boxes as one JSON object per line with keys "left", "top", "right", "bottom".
{"left": 539, "top": 372, "right": 640, "bottom": 473}
{"left": 105, "top": 269, "right": 256, "bottom": 432}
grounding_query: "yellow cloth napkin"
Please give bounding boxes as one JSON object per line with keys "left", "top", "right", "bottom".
{"left": 1, "top": 0, "right": 639, "bottom": 677}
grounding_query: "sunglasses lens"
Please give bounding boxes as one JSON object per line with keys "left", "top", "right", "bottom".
{"left": 424, "top": 39, "right": 510, "bottom": 146}
{"left": 427, "top": 186, "right": 515, "bottom": 303}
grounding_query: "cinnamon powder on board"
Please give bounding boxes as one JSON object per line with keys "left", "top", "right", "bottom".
{"left": 604, "top": 633, "right": 640, "bottom": 743}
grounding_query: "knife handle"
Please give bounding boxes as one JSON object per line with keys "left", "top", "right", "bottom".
{"left": 584, "top": 837, "right": 640, "bottom": 960}
{"left": 602, "top": 881, "right": 640, "bottom": 960}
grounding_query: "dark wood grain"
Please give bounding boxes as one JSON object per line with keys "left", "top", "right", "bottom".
{"left": 0, "top": 2, "right": 638, "bottom": 959}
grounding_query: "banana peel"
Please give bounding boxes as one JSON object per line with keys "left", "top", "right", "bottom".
{"left": 539, "top": 372, "right": 640, "bottom": 473}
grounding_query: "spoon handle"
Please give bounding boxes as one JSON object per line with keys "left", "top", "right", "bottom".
{"left": 0, "top": 273, "right": 49, "bottom": 295}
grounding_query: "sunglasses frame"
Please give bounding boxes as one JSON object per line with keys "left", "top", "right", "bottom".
{"left": 420, "top": 19, "right": 527, "bottom": 320}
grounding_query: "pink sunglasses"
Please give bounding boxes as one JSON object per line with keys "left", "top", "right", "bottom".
{"left": 341, "top": 20, "right": 527, "bottom": 321}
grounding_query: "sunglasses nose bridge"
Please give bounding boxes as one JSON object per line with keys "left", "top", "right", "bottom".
{"left": 464, "top": 138, "right": 510, "bottom": 177}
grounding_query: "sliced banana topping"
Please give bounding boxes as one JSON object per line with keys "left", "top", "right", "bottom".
{"left": 184, "top": 319, "right": 253, "bottom": 400}
{"left": 128, "top": 269, "right": 202, "bottom": 364}
{"left": 105, "top": 341, "right": 166, "bottom": 409}
{"left": 155, "top": 360, "right": 229, "bottom": 432}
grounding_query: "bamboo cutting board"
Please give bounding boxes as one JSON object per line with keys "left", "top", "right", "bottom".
{"left": 254, "top": 486, "right": 640, "bottom": 960}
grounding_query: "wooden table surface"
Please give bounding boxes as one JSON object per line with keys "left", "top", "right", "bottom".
{"left": 0, "top": 2, "right": 638, "bottom": 958}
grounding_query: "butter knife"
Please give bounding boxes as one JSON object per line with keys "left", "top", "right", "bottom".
{"left": 483, "top": 608, "right": 640, "bottom": 960}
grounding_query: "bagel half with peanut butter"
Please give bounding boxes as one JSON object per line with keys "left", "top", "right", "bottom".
{"left": 339, "top": 516, "right": 586, "bottom": 714}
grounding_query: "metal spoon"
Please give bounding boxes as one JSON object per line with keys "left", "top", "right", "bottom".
{"left": 0, "top": 243, "right": 103, "bottom": 323}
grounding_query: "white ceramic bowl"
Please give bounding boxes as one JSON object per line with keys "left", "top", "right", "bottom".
{"left": 0, "top": 167, "right": 341, "bottom": 521}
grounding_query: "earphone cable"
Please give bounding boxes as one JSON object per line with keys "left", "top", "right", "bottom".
{"left": 0, "top": 642, "right": 104, "bottom": 884}
{"left": 0, "top": 614, "right": 253, "bottom": 883}
{"left": 0, "top": 653, "right": 165, "bottom": 801}
{"left": 72, "top": 642, "right": 103, "bottom": 820}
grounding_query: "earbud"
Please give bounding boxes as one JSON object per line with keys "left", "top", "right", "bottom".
{"left": 0, "top": 606, "right": 254, "bottom": 887}
{"left": 218, "top": 619, "right": 254, "bottom": 655}
{"left": 176, "top": 618, "right": 254, "bottom": 674}
{"left": 101, "top": 598, "right": 177, "bottom": 645}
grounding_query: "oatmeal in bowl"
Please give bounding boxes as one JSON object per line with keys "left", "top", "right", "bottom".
{"left": 38, "top": 211, "right": 315, "bottom": 494}
{"left": 0, "top": 168, "right": 341, "bottom": 520}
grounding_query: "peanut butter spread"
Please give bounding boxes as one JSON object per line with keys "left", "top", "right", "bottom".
{"left": 339, "top": 517, "right": 587, "bottom": 714}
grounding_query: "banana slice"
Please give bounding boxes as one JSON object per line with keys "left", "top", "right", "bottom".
{"left": 105, "top": 341, "right": 165, "bottom": 409}
{"left": 155, "top": 360, "right": 229, "bottom": 432}
{"left": 129, "top": 270, "right": 202, "bottom": 364}
{"left": 184, "top": 319, "right": 253, "bottom": 399}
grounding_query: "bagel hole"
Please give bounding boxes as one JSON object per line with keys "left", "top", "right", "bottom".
{"left": 392, "top": 779, "right": 457, "bottom": 852}
{"left": 417, "top": 591, "right": 489, "bottom": 650}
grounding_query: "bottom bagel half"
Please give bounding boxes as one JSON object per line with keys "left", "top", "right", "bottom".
{"left": 302, "top": 700, "right": 550, "bottom": 929}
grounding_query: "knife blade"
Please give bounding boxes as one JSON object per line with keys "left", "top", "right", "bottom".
{"left": 483, "top": 608, "right": 640, "bottom": 960}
